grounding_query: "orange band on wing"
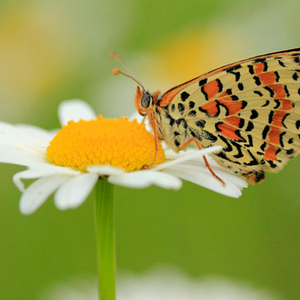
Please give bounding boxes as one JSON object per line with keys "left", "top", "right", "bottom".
{"left": 279, "top": 99, "right": 293, "bottom": 110}
{"left": 270, "top": 84, "right": 287, "bottom": 98}
{"left": 272, "top": 111, "right": 287, "bottom": 127}
{"left": 200, "top": 101, "right": 219, "bottom": 117}
{"left": 202, "top": 79, "right": 220, "bottom": 100}
{"left": 224, "top": 116, "right": 241, "bottom": 127}
{"left": 254, "top": 63, "right": 265, "bottom": 74}
{"left": 217, "top": 123, "right": 244, "bottom": 141}
{"left": 259, "top": 72, "right": 276, "bottom": 85}
{"left": 263, "top": 144, "right": 278, "bottom": 161}
{"left": 219, "top": 100, "right": 244, "bottom": 115}
{"left": 266, "top": 126, "right": 281, "bottom": 145}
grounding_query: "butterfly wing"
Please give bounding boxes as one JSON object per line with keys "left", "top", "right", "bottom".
{"left": 159, "top": 48, "right": 300, "bottom": 183}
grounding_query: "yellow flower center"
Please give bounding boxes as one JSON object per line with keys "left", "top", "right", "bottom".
{"left": 46, "top": 116, "right": 165, "bottom": 172}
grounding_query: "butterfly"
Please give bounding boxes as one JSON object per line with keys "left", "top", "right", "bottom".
{"left": 111, "top": 48, "right": 300, "bottom": 184}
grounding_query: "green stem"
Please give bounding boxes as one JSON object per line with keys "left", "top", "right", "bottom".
{"left": 95, "top": 178, "right": 116, "bottom": 300}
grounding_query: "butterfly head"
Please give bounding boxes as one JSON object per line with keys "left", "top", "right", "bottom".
{"left": 135, "top": 86, "right": 154, "bottom": 116}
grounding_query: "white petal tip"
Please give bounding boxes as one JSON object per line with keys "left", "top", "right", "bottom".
{"left": 58, "top": 100, "right": 97, "bottom": 125}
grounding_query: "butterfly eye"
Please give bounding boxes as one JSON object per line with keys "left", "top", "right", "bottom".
{"left": 141, "top": 92, "right": 152, "bottom": 109}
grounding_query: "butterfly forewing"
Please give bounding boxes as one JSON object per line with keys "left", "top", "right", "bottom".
{"left": 158, "top": 48, "right": 300, "bottom": 183}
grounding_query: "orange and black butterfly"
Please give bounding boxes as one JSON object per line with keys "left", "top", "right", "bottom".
{"left": 112, "top": 48, "right": 300, "bottom": 184}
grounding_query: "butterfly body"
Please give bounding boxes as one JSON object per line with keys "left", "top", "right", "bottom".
{"left": 134, "top": 48, "right": 300, "bottom": 184}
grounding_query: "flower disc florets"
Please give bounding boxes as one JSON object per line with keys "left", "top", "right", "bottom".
{"left": 46, "top": 116, "right": 165, "bottom": 172}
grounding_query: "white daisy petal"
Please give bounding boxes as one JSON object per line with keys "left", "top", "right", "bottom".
{"left": 58, "top": 99, "right": 97, "bottom": 125}
{"left": 0, "top": 121, "right": 51, "bottom": 148}
{"left": 0, "top": 141, "right": 47, "bottom": 166}
{"left": 54, "top": 173, "right": 98, "bottom": 210}
{"left": 212, "top": 168, "right": 248, "bottom": 188}
{"left": 0, "top": 122, "right": 50, "bottom": 166}
{"left": 166, "top": 164, "right": 245, "bottom": 198}
{"left": 20, "top": 174, "right": 70, "bottom": 214}
{"left": 13, "top": 165, "right": 80, "bottom": 192}
{"left": 154, "top": 146, "right": 222, "bottom": 171}
{"left": 15, "top": 124, "right": 56, "bottom": 144}
{"left": 86, "top": 165, "right": 125, "bottom": 176}
{"left": 108, "top": 171, "right": 182, "bottom": 189}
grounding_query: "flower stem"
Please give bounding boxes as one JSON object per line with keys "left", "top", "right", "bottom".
{"left": 95, "top": 178, "right": 116, "bottom": 300}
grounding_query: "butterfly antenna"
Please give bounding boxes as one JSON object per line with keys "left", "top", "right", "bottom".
{"left": 110, "top": 51, "right": 145, "bottom": 91}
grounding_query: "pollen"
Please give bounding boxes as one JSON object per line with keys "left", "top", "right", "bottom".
{"left": 46, "top": 116, "right": 165, "bottom": 172}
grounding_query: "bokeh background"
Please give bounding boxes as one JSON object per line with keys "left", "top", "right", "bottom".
{"left": 1, "top": 0, "right": 300, "bottom": 299}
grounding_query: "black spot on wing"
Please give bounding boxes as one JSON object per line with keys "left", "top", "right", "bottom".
{"left": 226, "top": 88, "right": 233, "bottom": 95}
{"left": 254, "top": 90, "right": 263, "bottom": 97}
{"left": 195, "top": 120, "right": 206, "bottom": 128}
{"left": 218, "top": 135, "right": 233, "bottom": 152}
{"left": 261, "top": 100, "right": 269, "bottom": 107}
{"left": 245, "top": 121, "right": 254, "bottom": 132}
{"left": 274, "top": 99, "right": 280, "bottom": 109}
{"left": 237, "top": 82, "right": 244, "bottom": 90}
{"left": 248, "top": 65, "right": 254, "bottom": 75}
{"left": 278, "top": 60, "right": 286, "bottom": 67}
{"left": 199, "top": 78, "right": 207, "bottom": 86}
{"left": 250, "top": 110, "right": 259, "bottom": 120}
{"left": 176, "top": 118, "right": 188, "bottom": 129}
{"left": 260, "top": 142, "right": 267, "bottom": 151}
{"left": 227, "top": 64, "right": 242, "bottom": 72}
{"left": 266, "top": 159, "right": 278, "bottom": 169}
{"left": 264, "top": 86, "right": 275, "bottom": 97}
{"left": 231, "top": 141, "right": 243, "bottom": 159}
{"left": 262, "top": 125, "right": 270, "bottom": 139}
{"left": 284, "top": 85, "right": 290, "bottom": 97}
{"left": 188, "top": 129, "right": 202, "bottom": 142}
{"left": 188, "top": 110, "right": 197, "bottom": 117}
{"left": 244, "top": 134, "right": 253, "bottom": 147}
{"left": 238, "top": 118, "right": 245, "bottom": 128}
{"left": 244, "top": 149, "right": 259, "bottom": 166}
{"left": 254, "top": 58, "right": 266, "bottom": 63}
{"left": 282, "top": 113, "right": 289, "bottom": 129}
{"left": 178, "top": 103, "right": 185, "bottom": 114}
{"left": 217, "top": 101, "right": 229, "bottom": 116}
{"left": 181, "top": 91, "right": 190, "bottom": 102}
{"left": 189, "top": 101, "right": 195, "bottom": 109}
{"left": 279, "top": 132, "right": 286, "bottom": 148}
{"left": 202, "top": 130, "right": 218, "bottom": 142}
{"left": 216, "top": 79, "right": 223, "bottom": 93}
{"left": 268, "top": 110, "right": 274, "bottom": 124}
{"left": 214, "top": 151, "right": 242, "bottom": 165}
{"left": 174, "top": 139, "right": 180, "bottom": 147}
{"left": 293, "top": 72, "right": 299, "bottom": 81}
{"left": 253, "top": 76, "right": 261, "bottom": 86}
{"left": 201, "top": 85, "right": 209, "bottom": 101}
{"left": 226, "top": 65, "right": 241, "bottom": 81}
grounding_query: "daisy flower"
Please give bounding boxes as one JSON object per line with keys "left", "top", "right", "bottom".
{"left": 0, "top": 99, "right": 248, "bottom": 300}
{"left": 0, "top": 99, "right": 247, "bottom": 215}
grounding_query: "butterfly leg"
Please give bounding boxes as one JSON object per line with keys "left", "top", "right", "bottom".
{"left": 142, "top": 116, "right": 159, "bottom": 169}
{"left": 181, "top": 138, "right": 225, "bottom": 186}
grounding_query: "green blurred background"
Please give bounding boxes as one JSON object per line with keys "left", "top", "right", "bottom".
{"left": 1, "top": 0, "right": 300, "bottom": 299}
